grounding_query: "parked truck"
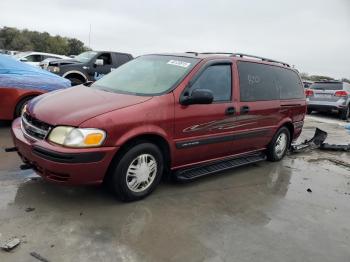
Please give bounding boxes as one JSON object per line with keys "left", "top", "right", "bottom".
{"left": 45, "top": 51, "right": 133, "bottom": 85}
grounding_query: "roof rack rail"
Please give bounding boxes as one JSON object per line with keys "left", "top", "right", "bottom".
{"left": 200, "top": 52, "right": 234, "bottom": 55}
{"left": 184, "top": 52, "right": 290, "bottom": 67}
{"left": 230, "top": 53, "right": 290, "bottom": 67}
{"left": 185, "top": 51, "right": 199, "bottom": 56}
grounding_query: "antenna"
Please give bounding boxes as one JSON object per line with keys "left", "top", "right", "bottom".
{"left": 88, "top": 24, "right": 92, "bottom": 48}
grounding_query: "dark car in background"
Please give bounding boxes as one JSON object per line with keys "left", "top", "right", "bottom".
{"left": 306, "top": 81, "right": 350, "bottom": 120}
{"left": 45, "top": 51, "right": 133, "bottom": 85}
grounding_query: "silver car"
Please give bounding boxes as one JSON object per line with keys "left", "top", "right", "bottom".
{"left": 306, "top": 81, "right": 350, "bottom": 120}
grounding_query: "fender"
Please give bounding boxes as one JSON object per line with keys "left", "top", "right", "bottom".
{"left": 115, "top": 124, "right": 175, "bottom": 157}
{"left": 0, "top": 87, "right": 43, "bottom": 120}
{"left": 62, "top": 70, "right": 88, "bottom": 81}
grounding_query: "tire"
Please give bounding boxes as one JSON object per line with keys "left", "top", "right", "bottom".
{"left": 307, "top": 108, "right": 313, "bottom": 114}
{"left": 339, "top": 106, "right": 350, "bottom": 120}
{"left": 66, "top": 77, "right": 84, "bottom": 86}
{"left": 266, "top": 127, "right": 290, "bottom": 162}
{"left": 109, "top": 143, "right": 164, "bottom": 202}
{"left": 14, "top": 96, "right": 35, "bottom": 118}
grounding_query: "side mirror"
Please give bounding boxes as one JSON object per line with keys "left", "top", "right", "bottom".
{"left": 94, "top": 59, "right": 104, "bottom": 66}
{"left": 180, "top": 89, "right": 214, "bottom": 105}
{"left": 20, "top": 58, "right": 28, "bottom": 62}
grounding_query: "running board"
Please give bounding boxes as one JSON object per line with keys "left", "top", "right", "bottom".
{"left": 174, "top": 152, "right": 266, "bottom": 181}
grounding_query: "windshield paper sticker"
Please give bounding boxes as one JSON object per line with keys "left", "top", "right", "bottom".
{"left": 167, "top": 60, "right": 191, "bottom": 68}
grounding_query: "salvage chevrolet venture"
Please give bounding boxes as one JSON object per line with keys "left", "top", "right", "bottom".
{"left": 11, "top": 52, "right": 306, "bottom": 201}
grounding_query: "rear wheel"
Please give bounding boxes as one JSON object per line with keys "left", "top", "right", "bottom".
{"left": 339, "top": 106, "right": 350, "bottom": 120}
{"left": 267, "top": 127, "right": 290, "bottom": 162}
{"left": 109, "top": 143, "right": 164, "bottom": 202}
{"left": 14, "top": 96, "right": 35, "bottom": 118}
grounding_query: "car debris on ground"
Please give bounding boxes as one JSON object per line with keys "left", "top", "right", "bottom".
{"left": 0, "top": 238, "right": 21, "bottom": 252}
{"left": 291, "top": 128, "right": 350, "bottom": 153}
{"left": 30, "top": 251, "right": 50, "bottom": 262}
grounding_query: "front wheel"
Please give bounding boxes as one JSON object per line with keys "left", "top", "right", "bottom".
{"left": 266, "top": 127, "right": 290, "bottom": 162}
{"left": 109, "top": 143, "right": 164, "bottom": 202}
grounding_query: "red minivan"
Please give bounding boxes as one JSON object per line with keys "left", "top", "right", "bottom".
{"left": 11, "top": 52, "right": 306, "bottom": 201}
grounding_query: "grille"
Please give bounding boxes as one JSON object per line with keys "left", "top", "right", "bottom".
{"left": 21, "top": 112, "right": 51, "bottom": 140}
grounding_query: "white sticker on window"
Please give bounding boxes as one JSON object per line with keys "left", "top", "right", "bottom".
{"left": 167, "top": 60, "right": 191, "bottom": 68}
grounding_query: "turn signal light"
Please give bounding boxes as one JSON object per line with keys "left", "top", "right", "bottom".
{"left": 84, "top": 133, "right": 105, "bottom": 145}
{"left": 334, "top": 91, "right": 349, "bottom": 97}
{"left": 305, "top": 89, "right": 314, "bottom": 97}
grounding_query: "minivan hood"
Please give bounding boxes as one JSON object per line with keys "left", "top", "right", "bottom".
{"left": 28, "top": 86, "right": 152, "bottom": 126}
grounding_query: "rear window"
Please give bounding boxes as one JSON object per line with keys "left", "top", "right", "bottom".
{"left": 238, "top": 62, "right": 304, "bottom": 101}
{"left": 310, "top": 82, "right": 343, "bottom": 90}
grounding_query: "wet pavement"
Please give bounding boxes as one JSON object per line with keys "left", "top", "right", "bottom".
{"left": 0, "top": 116, "right": 349, "bottom": 262}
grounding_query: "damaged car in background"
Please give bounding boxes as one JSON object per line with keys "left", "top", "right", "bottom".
{"left": 0, "top": 54, "right": 71, "bottom": 120}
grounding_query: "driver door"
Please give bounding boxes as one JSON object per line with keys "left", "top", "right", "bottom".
{"left": 173, "top": 60, "right": 239, "bottom": 168}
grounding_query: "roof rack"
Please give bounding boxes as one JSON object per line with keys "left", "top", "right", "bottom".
{"left": 185, "top": 52, "right": 290, "bottom": 67}
{"left": 231, "top": 53, "right": 290, "bottom": 67}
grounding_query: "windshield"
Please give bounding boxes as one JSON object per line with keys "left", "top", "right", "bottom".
{"left": 310, "top": 82, "right": 343, "bottom": 90}
{"left": 91, "top": 55, "right": 199, "bottom": 95}
{"left": 75, "top": 51, "right": 97, "bottom": 63}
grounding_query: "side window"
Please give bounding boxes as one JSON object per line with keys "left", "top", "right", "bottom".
{"left": 96, "top": 53, "right": 112, "bottom": 65}
{"left": 25, "top": 55, "right": 43, "bottom": 62}
{"left": 116, "top": 54, "right": 131, "bottom": 66}
{"left": 238, "top": 62, "right": 279, "bottom": 101}
{"left": 191, "top": 65, "right": 232, "bottom": 102}
{"left": 276, "top": 68, "right": 304, "bottom": 99}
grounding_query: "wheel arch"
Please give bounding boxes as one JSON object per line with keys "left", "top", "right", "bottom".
{"left": 276, "top": 120, "right": 294, "bottom": 147}
{"left": 62, "top": 71, "right": 87, "bottom": 82}
{"left": 13, "top": 91, "right": 43, "bottom": 118}
{"left": 105, "top": 133, "right": 172, "bottom": 183}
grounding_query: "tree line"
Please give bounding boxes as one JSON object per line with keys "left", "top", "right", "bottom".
{"left": 300, "top": 72, "right": 350, "bottom": 84}
{"left": 0, "top": 27, "right": 90, "bottom": 56}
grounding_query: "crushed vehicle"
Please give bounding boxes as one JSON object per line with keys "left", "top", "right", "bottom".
{"left": 0, "top": 54, "right": 71, "bottom": 120}
{"left": 45, "top": 51, "right": 133, "bottom": 85}
{"left": 10, "top": 52, "right": 306, "bottom": 201}
{"left": 306, "top": 80, "right": 350, "bottom": 120}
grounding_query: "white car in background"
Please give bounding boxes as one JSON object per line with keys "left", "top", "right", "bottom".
{"left": 14, "top": 51, "right": 71, "bottom": 67}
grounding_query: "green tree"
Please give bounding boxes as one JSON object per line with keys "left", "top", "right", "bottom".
{"left": 0, "top": 26, "right": 90, "bottom": 55}
{"left": 67, "top": 38, "right": 89, "bottom": 55}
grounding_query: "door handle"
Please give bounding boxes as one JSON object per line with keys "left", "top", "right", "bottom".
{"left": 240, "top": 105, "right": 250, "bottom": 114}
{"left": 225, "top": 107, "right": 235, "bottom": 116}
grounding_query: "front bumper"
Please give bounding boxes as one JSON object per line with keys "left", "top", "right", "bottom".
{"left": 11, "top": 118, "right": 118, "bottom": 185}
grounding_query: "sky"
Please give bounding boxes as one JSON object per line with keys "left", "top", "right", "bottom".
{"left": 1, "top": 0, "right": 349, "bottom": 79}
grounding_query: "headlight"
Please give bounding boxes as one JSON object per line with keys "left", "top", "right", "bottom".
{"left": 48, "top": 66, "right": 60, "bottom": 73}
{"left": 48, "top": 126, "right": 106, "bottom": 148}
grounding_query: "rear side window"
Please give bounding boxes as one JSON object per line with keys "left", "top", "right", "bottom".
{"left": 310, "top": 82, "right": 343, "bottom": 90}
{"left": 238, "top": 62, "right": 303, "bottom": 101}
{"left": 116, "top": 54, "right": 132, "bottom": 66}
{"left": 191, "top": 65, "right": 232, "bottom": 102}
{"left": 276, "top": 67, "right": 304, "bottom": 99}
{"left": 238, "top": 62, "right": 278, "bottom": 101}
